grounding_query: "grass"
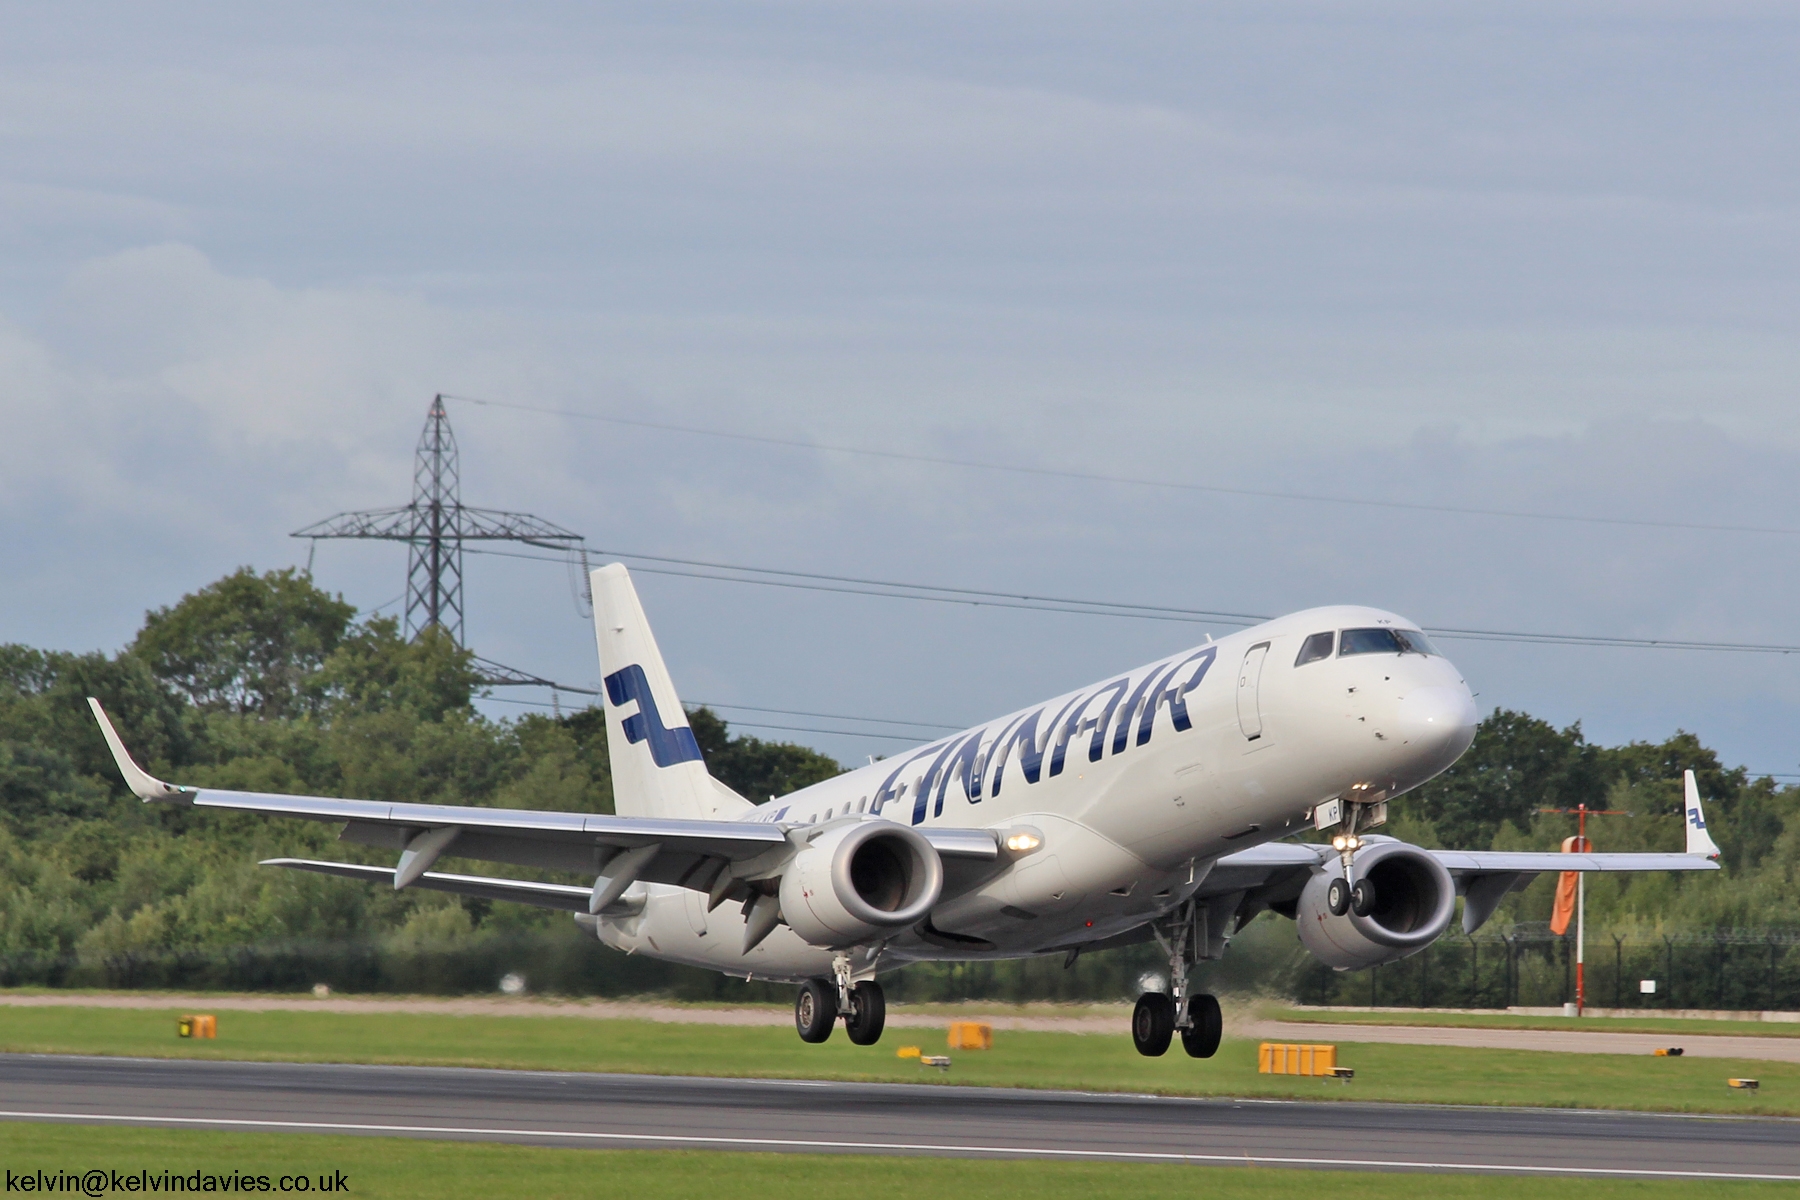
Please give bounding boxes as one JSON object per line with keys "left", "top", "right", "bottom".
{"left": 2, "top": 1124, "right": 1793, "bottom": 1199}
{"left": 1271, "top": 1007, "right": 1800, "bottom": 1038}
{"left": 1, "top": 1003, "right": 1794, "bottom": 1116}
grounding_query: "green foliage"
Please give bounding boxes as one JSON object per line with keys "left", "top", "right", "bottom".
{"left": 0, "top": 567, "right": 848, "bottom": 985}
{"left": 131, "top": 567, "right": 357, "bottom": 718}
{"left": 313, "top": 618, "right": 483, "bottom": 721}
{"left": 687, "top": 705, "right": 843, "bottom": 800}
{"left": 2, "top": 566, "right": 1798, "bottom": 1006}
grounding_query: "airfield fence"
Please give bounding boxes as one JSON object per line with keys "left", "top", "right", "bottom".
{"left": 4, "top": 924, "right": 1797, "bottom": 1010}
{"left": 0, "top": 932, "right": 1171, "bottom": 1004}
{"left": 1291, "top": 924, "right": 1800, "bottom": 1012}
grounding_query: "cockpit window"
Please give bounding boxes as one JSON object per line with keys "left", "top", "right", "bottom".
{"left": 1339, "top": 627, "right": 1436, "bottom": 657}
{"left": 1295, "top": 631, "right": 1335, "bottom": 666}
{"left": 1339, "top": 627, "right": 1402, "bottom": 656}
{"left": 1393, "top": 628, "right": 1438, "bottom": 656}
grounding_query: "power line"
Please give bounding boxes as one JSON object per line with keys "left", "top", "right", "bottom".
{"left": 480, "top": 695, "right": 927, "bottom": 742}
{"left": 692, "top": 699, "right": 963, "bottom": 733}
{"left": 484, "top": 700, "right": 1800, "bottom": 772}
{"left": 443, "top": 393, "right": 1800, "bottom": 539}
{"left": 479, "top": 691, "right": 964, "bottom": 735}
{"left": 459, "top": 543, "right": 1800, "bottom": 655}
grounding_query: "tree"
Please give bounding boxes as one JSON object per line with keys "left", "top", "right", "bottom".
{"left": 1408, "top": 709, "right": 1589, "bottom": 850}
{"left": 313, "top": 618, "right": 482, "bottom": 723}
{"left": 130, "top": 568, "right": 355, "bottom": 718}
{"left": 0, "top": 644, "right": 190, "bottom": 823}
{"left": 686, "top": 707, "right": 842, "bottom": 802}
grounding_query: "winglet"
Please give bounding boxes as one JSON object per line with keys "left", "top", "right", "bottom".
{"left": 86, "top": 698, "right": 192, "bottom": 801}
{"left": 1683, "top": 769, "right": 1721, "bottom": 859}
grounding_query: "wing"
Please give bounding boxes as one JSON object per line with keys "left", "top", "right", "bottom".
{"left": 1432, "top": 847, "right": 1717, "bottom": 933}
{"left": 265, "top": 858, "right": 601, "bottom": 913}
{"left": 1196, "top": 836, "right": 1718, "bottom": 936}
{"left": 91, "top": 699, "right": 994, "bottom": 913}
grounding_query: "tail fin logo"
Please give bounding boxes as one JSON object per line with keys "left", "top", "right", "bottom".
{"left": 604, "top": 664, "right": 704, "bottom": 767}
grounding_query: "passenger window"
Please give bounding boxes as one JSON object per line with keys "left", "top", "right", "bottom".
{"left": 1295, "top": 631, "right": 1335, "bottom": 666}
{"left": 1339, "top": 627, "right": 1403, "bottom": 656}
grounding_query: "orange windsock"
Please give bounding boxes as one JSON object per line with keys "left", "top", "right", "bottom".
{"left": 1549, "top": 835, "right": 1590, "bottom": 935}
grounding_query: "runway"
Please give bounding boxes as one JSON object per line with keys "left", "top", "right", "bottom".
{"left": 2, "top": 1055, "right": 1797, "bottom": 1179}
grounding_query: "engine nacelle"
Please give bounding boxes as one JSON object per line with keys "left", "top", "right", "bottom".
{"left": 1296, "top": 840, "right": 1456, "bottom": 971}
{"left": 778, "top": 821, "right": 944, "bottom": 949}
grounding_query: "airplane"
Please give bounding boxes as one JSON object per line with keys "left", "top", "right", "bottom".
{"left": 89, "top": 564, "right": 1721, "bottom": 1055}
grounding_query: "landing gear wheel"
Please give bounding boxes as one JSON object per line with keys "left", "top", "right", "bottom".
{"left": 1132, "top": 992, "right": 1175, "bottom": 1057}
{"left": 1350, "top": 879, "right": 1377, "bottom": 917}
{"left": 1179, "top": 993, "right": 1222, "bottom": 1058}
{"left": 1327, "top": 877, "right": 1350, "bottom": 916}
{"left": 844, "top": 980, "right": 886, "bottom": 1045}
{"left": 795, "top": 978, "right": 837, "bottom": 1043}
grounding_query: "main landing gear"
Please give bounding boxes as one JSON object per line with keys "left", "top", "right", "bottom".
{"left": 795, "top": 955, "right": 886, "bottom": 1045}
{"left": 1132, "top": 899, "right": 1223, "bottom": 1059}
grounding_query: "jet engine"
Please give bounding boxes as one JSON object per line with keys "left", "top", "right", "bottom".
{"left": 1296, "top": 840, "right": 1456, "bottom": 971}
{"left": 778, "top": 821, "right": 944, "bottom": 948}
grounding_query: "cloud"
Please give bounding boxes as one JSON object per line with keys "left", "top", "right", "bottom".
{"left": 2, "top": 5, "right": 1799, "bottom": 774}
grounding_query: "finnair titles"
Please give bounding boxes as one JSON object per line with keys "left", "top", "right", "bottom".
{"left": 91, "top": 564, "right": 1719, "bottom": 1054}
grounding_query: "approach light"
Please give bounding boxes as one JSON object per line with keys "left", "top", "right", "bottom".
{"left": 1004, "top": 832, "right": 1042, "bottom": 853}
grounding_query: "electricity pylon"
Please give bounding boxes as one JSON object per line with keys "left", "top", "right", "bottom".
{"left": 293, "top": 395, "right": 593, "bottom": 691}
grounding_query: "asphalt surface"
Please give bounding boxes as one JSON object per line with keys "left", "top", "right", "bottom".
{"left": 2, "top": 1055, "right": 1797, "bottom": 1179}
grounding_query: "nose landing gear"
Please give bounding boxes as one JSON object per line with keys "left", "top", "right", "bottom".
{"left": 1323, "top": 796, "right": 1388, "bottom": 918}
{"left": 1327, "top": 876, "right": 1350, "bottom": 916}
{"left": 1133, "top": 899, "right": 1223, "bottom": 1059}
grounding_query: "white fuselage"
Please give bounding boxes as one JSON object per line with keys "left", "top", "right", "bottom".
{"left": 595, "top": 605, "right": 1478, "bottom": 981}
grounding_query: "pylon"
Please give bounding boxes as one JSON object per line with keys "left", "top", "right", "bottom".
{"left": 293, "top": 396, "right": 590, "bottom": 686}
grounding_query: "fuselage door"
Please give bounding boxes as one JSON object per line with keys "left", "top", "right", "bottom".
{"left": 1236, "top": 642, "right": 1270, "bottom": 740}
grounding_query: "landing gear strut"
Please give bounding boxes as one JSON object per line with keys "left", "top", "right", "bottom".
{"left": 795, "top": 955, "right": 886, "bottom": 1045}
{"left": 1133, "top": 899, "right": 1222, "bottom": 1059}
{"left": 1327, "top": 799, "right": 1382, "bottom": 917}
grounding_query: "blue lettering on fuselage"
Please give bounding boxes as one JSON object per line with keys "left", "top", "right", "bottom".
{"left": 603, "top": 664, "right": 704, "bottom": 767}
{"left": 934, "top": 731, "right": 986, "bottom": 817}
{"left": 839, "top": 643, "right": 1223, "bottom": 825}
{"left": 1048, "top": 676, "right": 1131, "bottom": 776}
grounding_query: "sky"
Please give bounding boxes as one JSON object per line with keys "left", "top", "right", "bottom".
{"left": 3, "top": 2, "right": 1799, "bottom": 780}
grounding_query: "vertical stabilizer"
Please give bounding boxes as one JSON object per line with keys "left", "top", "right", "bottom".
{"left": 1683, "top": 769, "right": 1722, "bottom": 859}
{"left": 591, "top": 565, "right": 752, "bottom": 821}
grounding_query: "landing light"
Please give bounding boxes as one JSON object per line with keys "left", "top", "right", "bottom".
{"left": 1004, "top": 832, "right": 1042, "bottom": 853}
{"left": 1331, "top": 835, "right": 1363, "bottom": 852}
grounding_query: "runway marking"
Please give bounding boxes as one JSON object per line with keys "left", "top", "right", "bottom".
{"left": 1, "top": 1110, "right": 1795, "bottom": 1181}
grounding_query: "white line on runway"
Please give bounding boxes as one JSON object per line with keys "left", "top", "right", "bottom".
{"left": 1, "top": 1110, "right": 1794, "bottom": 1181}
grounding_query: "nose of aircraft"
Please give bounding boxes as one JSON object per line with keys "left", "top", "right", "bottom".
{"left": 1395, "top": 683, "right": 1479, "bottom": 767}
